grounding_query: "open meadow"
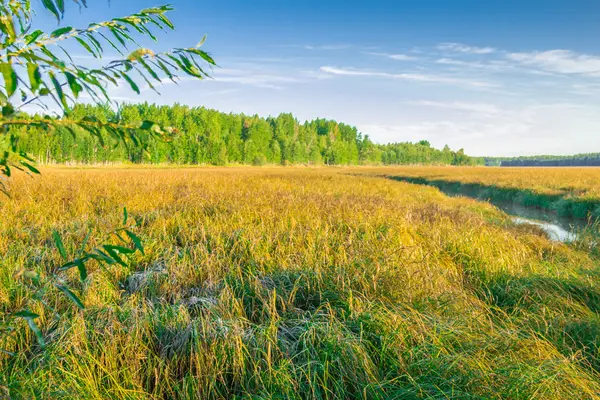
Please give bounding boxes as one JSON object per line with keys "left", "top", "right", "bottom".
{"left": 1, "top": 167, "right": 600, "bottom": 399}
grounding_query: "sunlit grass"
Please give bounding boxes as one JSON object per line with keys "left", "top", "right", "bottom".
{"left": 355, "top": 166, "right": 600, "bottom": 199}
{"left": 358, "top": 166, "right": 600, "bottom": 219}
{"left": 1, "top": 167, "right": 600, "bottom": 399}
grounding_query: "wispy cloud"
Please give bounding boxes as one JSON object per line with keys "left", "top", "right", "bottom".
{"left": 435, "top": 58, "right": 509, "bottom": 71}
{"left": 437, "top": 42, "right": 496, "bottom": 55}
{"left": 212, "top": 68, "right": 304, "bottom": 90}
{"left": 366, "top": 52, "right": 419, "bottom": 61}
{"left": 507, "top": 50, "right": 600, "bottom": 76}
{"left": 71, "top": 54, "right": 120, "bottom": 62}
{"left": 320, "top": 66, "right": 497, "bottom": 88}
{"left": 403, "top": 100, "right": 502, "bottom": 115}
{"left": 139, "top": 76, "right": 197, "bottom": 93}
{"left": 304, "top": 44, "right": 352, "bottom": 51}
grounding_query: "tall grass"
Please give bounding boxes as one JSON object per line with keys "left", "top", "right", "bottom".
{"left": 362, "top": 166, "right": 600, "bottom": 219}
{"left": 1, "top": 167, "right": 600, "bottom": 399}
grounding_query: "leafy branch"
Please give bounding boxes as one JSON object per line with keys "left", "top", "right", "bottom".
{"left": 0, "top": 0, "right": 216, "bottom": 183}
{"left": 0, "top": 0, "right": 215, "bottom": 353}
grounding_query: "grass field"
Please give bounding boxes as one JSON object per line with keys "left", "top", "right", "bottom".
{"left": 357, "top": 166, "right": 600, "bottom": 219}
{"left": 2, "top": 167, "right": 600, "bottom": 399}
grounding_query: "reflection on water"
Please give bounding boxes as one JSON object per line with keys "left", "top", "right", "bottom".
{"left": 397, "top": 178, "right": 588, "bottom": 243}
{"left": 452, "top": 193, "right": 584, "bottom": 243}
{"left": 491, "top": 201, "right": 586, "bottom": 242}
{"left": 512, "top": 217, "right": 577, "bottom": 243}
{"left": 493, "top": 201, "right": 588, "bottom": 233}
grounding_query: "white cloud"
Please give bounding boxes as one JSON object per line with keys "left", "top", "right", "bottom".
{"left": 71, "top": 54, "right": 119, "bottom": 62}
{"left": 404, "top": 100, "right": 502, "bottom": 115}
{"left": 320, "top": 66, "right": 497, "bottom": 88}
{"left": 366, "top": 52, "right": 419, "bottom": 61}
{"left": 212, "top": 68, "right": 302, "bottom": 90}
{"left": 568, "top": 83, "right": 600, "bottom": 97}
{"left": 435, "top": 58, "right": 511, "bottom": 71}
{"left": 507, "top": 50, "right": 600, "bottom": 76}
{"left": 437, "top": 42, "right": 496, "bottom": 55}
{"left": 357, "top": 102, "right": 600, "bottom": 156}
{"left": 304, "top": 44, "right": 352, "bottom": 51}
{"left": 139, "top": 76, "right": 197, "bottom": 93}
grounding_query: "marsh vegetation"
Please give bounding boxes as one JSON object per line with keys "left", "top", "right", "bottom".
{"left": 1, "top": 167, "right": 600, "bottom": 398}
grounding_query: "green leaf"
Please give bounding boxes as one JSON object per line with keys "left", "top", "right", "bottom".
{"left": 26, "top": 318, "right": 45, "bottom": 348}
{"left": 0, "top": 62, "right": 18, "bottom": 97}
{"left": 86, "top": 33, "right": 104, "bottom": 54}
{"left": 56, "top": 0, "right": 65, "bottom": 14}
{"left": 121, "top": 73, "right": 140, "bottom": 94}
{"left": 65, "top": 72, "right": 82, "bottom": 98}
{"left": 75, "top": 259, "right": 88, "bottom": 281}
{"left": 75, "top": 37, "right": 96, "bottom": 58}
{"left": 187, "top": 49, "right": 216, "bottom": 66}
{"left": 51, "top": 26, "right": 73, "bottom": 38}
{"left": 157, "top": 14, "right": 175, "bottom": 30}
{"left": 41, "top": 0, "right": 61, "bottom": 22}
{"left": 55, "top": 285, "right": 85, "bottom": 310}
{"left": 155, "top": 59, "right": 175, "bottom": 81}
{"left": 139, "top": 58, "right": 161, "bottom": 82}
{"left": 0, "top": 16, "right": 16, "bottom": 42}
{"left": 196, "top": 35, "right": 207, "bottom": 48}
{"left": 140, "top": 120, "right": 159, "bottom": 132}
{"left": 52, "top": 230, "right": 68, "bottom": 260}
{"left": 104, "top": 245, "right": 136, "bottom": 255}
{"left": 13, "top": 310, "right": 39, "bottom": 319}
{"left": 58, "top": 260, "right": 77, "bottom": 271}
{"left": 27, "top": 63, "right": 42, "bottom": 93}
{"left": 125, "top": 230, "right": 145, "bottom": 255}
{"left": 25, "top": 30, "right": 44, "bottom": 45}
{"left": 123, "top": 207, "right": 128, "bottom": 225}
{"left": 101, "top": 246, "right": 128, "bottom": 266}
{"left": 49, "top": 72, "right": 69, "bottom": 110}
{"left": 20, "top": 161, "right": 40, "bottom": 175}
{"left": 88, "top": 250, "right": 116, "bottom": 265}
{"left": 2, "top": 104, "right": 15, "bottom": 118}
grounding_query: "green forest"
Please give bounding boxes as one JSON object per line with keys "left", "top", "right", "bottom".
{"left": 486, "top": 153, "right": 600, "bottom": 167}
{"left": 11, "top": 103, "right": 482, "bottom": 167}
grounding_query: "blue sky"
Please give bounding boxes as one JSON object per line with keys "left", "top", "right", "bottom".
{"left": 33, "top": 0, "right": 600, "bottom": 156}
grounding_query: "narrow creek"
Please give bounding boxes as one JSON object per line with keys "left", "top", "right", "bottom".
{"left": 494, "top": 203, "right": 580, "bottom": 242}
{"left": 391, "top": 177, "right": 589, "bottom": 243}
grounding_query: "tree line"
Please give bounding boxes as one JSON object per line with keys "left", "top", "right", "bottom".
{"left": 10, "top": 103, "right": 482, "bottom": 167}
{"left": 485, "top": 153, "right": 600, "bottom": 167}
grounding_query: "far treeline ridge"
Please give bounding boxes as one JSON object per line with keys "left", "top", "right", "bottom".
{"left": 9, "top": 103, "right": 481, "bottom": 167}
{"left": 486, "top": 154, "right": 600, "bottom": 167}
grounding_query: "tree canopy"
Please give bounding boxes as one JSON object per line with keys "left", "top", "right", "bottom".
{"left": 10, "top": 103, "right": 483, "bottom": 166}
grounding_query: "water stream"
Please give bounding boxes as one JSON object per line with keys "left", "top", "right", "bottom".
{"left": 391, "top": 177, "right": 588, "bottom": 243}
{"left": 493, "top": 202, "right": 581, "bottom": 243}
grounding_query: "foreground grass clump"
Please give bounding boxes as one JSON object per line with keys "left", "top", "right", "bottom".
{"left": 1, "top": 167, "right": 600, "bottom": 399}
{"left": 359, "top": 166, "right": 600, "bottom": 219}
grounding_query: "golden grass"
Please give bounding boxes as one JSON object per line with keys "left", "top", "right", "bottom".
{"left": 356, "top": 165, "right": 600, "bottom": 199}
{"left": 1, "top": 166, "right": 600, "bottom": 399}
